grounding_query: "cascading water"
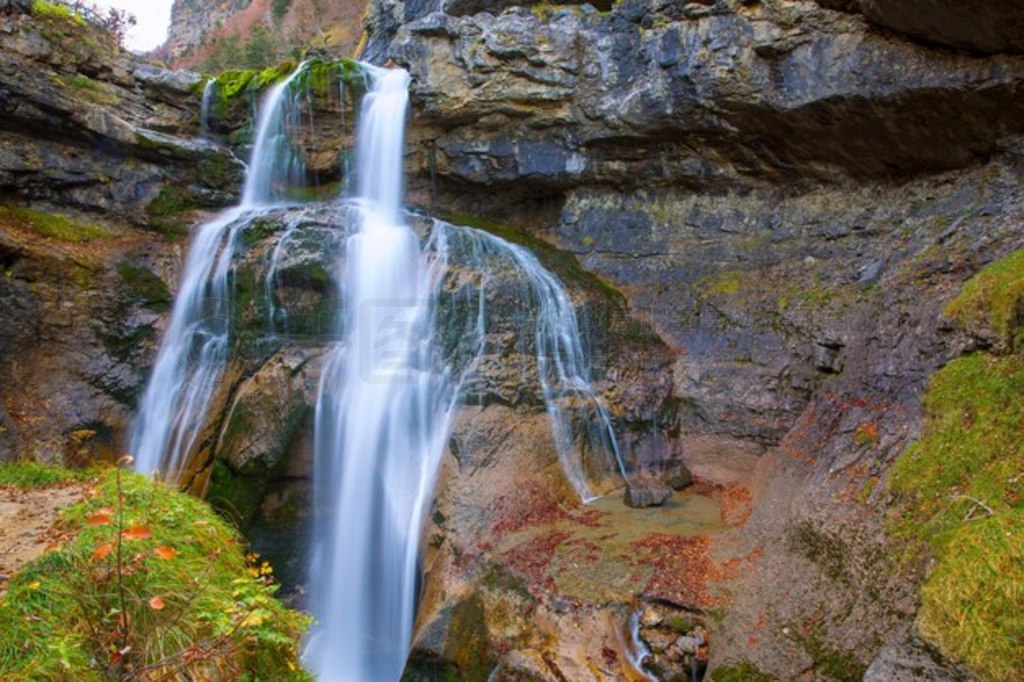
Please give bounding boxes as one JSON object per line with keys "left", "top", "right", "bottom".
{"left": 305, "top": 65, "right": 627, "bottom": 679}
{"left": 199, "top": 79, "right": 217, "bottom": 137}
{"left": 131, "top": 63, "right": 311, "bottom": 480}
{"left": 134, "top": 56, "right": 628, "bottom": 679}
{"left": 305, "top": 65, "right": 438, "bottom": 680}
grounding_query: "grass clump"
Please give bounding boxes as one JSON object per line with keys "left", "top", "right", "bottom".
{"left": 0, "top": 206, "right": 111, "bottom": 242}
{"left": 944, "top": 247, "right": 1024, "bottom": 351}
{"left": 889, "top": 353, "right": 1024, "bottom": 680}
{"left": 0, "top": 461, "right": 93, "bottom": 489}
{"left": 0, "top": 465, "right": 311, "bottom": 681}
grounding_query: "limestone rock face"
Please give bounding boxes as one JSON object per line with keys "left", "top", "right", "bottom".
{"left": 0, "top": 4, "right": 239, "bottom": 462}
{"left": 825, "top": 0, "right": 1024, "bottom": 53}
{"left": 386, "top": 0, "right": 1024, "bottom": 209}
{"left": 352, "top": 1, "right": 1024, "bottom": 679}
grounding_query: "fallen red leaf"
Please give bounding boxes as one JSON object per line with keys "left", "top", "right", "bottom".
{"left": 148, "top": 595, "right": 165, "bottom": 610}
{"left": 123, "top": 526, "right": 152, "bottom": 541}
{"left": 153, "top": 546, "right": 177, "bottom": 560}
{"left": 86, "top": 514, "right": 112, "bottom": 527}
{"left": 92, "top": 543, "right": 114, "bottom": 560}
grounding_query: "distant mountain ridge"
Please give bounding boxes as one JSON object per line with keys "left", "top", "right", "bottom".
{"left": 159, "top": 0, "right": 367, "bottom": 70}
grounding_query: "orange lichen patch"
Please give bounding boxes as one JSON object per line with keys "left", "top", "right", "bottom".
{"left": 491, "top": 483, "right": 574, "bottom": 536}
{"left": 501, "top": 530, "right": 571, "bottom": 597}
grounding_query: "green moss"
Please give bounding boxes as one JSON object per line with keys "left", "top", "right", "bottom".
{"left": 710, "top": 661, "right": 777, "bottom": 682}
{"left": 251, "top": 60, "right": 297, "bottom": 91}
{"left": 698, "top": 270, "right": 742, "bottom": 298}
{"left": 30, "top": 0, "right": 86, "bottom": 25}
{"left": 117, "top": 263, "right": 172, "bottom": 312}
{"left": 0, "top": 461, "right": 93, "bottom": 489}
{"left": 442, "top": 594, "right": 493, "bottom": 682}
{"left": 0, "top": 467, "right": 311, "bottom": 681}
{"left": 888, "top": 353, "right": 1024, "bottom": 680}
{"left": 944, "top": 247, "right": 1024, "bottom": 351}
{"left": 0, "top": 206, "right": 111, "bottom": 242}
{"left": 55, "top": 72, "right": 117, "bottom": 105}
{"left": 800, "top": 630, "right": 866, "bottom": 682}
{"left": 789, "top": 522, "right": 850, "bottom": 584}
{"left": 204, "top": 459, "right": 267, "bottom": 528}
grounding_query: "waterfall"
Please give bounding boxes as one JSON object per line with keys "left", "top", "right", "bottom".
{"left": 199, "top": 78, "right": 216, "bottom": 137}
{"left": 305, "top": 65, "right": 437, "bottom": 681}
{"left": 305, "top": 65, "right": 626, "bottom": 679}
{"left": 134, "top": 57, "right": 626, "bottom": 679}
{"left": 131, "top": 63, "right": 310, "bottom": 480}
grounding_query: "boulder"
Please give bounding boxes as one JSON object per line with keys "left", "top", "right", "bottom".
{"left": 624, "top": 475, "right": 673, "bottom": 508}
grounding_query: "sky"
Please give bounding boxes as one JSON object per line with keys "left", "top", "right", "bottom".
{"left": 90, "top": 0, "right": 174, "bottom": 53}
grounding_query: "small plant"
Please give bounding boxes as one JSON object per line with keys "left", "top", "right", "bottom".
{"left": 853, "top": 422, "right": 880, "bottom": 448}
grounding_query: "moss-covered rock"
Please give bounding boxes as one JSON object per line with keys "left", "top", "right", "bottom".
{"left": 889, "top": 353, "right": 1024, "bottom": 680}
{"left": 945, "top": 247, "right": 1024, "bottom": 352}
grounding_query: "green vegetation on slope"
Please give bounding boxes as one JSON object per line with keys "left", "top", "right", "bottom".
{"left": 944, "top": 247, "right": 1024, "bottom": 351}
{"left": 0, "top": 206, "right": 112, "bottom": 242}
{"left": 0, "top": 461, "right": 94, "bottom": 489}
{"left": 0, "top": 464, "right": 311, "bottom": 681}
{"left": 889, "top": 353, "right": 1024, "bottom": 679}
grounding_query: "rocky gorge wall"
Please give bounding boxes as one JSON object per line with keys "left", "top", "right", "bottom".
{"left": 1, "top": 0, "right": 1023, "bottom": 679}
{"left": 360, "top": 0, "right": 1024, "bottom": 679}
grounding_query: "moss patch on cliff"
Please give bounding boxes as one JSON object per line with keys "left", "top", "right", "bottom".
{"left": 0, "top": 466, "right": 310, "bottom": 681}
{"left": 117, "top": 263, "right": 172, "bottom": 312}
{"left": 944, "top": 247, "right": 1024, "bottom": 351}
{"left": 709, "top": 661, "right": 777, "bottom": 682}
{"left": 889, "top": 353, "right": 1024, "bottom": 680}
{"left": 30, "top": 0, "right": 86, "bottom": 25}
{"left": 0, "top": 206, "right": 111, "bottom": 242}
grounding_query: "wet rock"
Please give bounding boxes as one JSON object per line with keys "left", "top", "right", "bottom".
{"left": 662, "top": 464, "right": 694, "bottom": 490}
{"left": 625, "top": 475, "right": 673, "bottom": 508}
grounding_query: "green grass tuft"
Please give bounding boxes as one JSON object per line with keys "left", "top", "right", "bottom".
{"left": 944, "top": 248, "right": 1024, "bottom": 351}
{"left": 889, "top": 353, "right": 1024, "bottom": 680}
{"left": 0, "top": 467, "right": 311, "bottom": 681}
{"left": 0, "top": 462, "right": 94, "bottom": 489}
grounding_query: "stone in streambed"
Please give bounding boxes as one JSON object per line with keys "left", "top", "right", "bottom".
{"left": 625, "top": 476, "right": 672, "bottom": 508}
{"left": 662, "top": 464, "right": 693, "bottom": 490}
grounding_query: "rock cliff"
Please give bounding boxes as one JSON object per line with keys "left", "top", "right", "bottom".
{"left": 1, "top": 0, "right": 1022, "bottom": 680}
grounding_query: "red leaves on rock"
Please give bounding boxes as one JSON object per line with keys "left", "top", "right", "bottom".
{"left": 626, "top": 533, "right": 715, "bottom": 610}
{"left": 491, "top": 483, "right": 572, "bottom": 536}
{"left": 501, "top": 531, "right": 571, "bottom": 596}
